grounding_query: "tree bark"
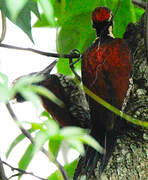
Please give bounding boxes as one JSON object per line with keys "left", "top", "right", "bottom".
{"left": 76, "top": 11, "right": 148, "bottom": 180}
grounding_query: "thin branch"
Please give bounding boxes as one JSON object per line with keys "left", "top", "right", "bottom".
{"left": 0, "top": 43, "right": 81, "bottom": 59}
{"left": 132, "top": 0, "right": 146, "bottom": 9}
{"left": 5, "top": 102, "right": 69, "bottom": 180}
{"left": 6, "top": 103, "right": 34, "bottom": 144}
{"left": 2, "top": 161, "right": 47, "bottom": 180}
{"left": 0, "top": 157, "right": 8, "bottom": 180}
{"left": 0, "top": 11, "right": 6, "bottom": 43}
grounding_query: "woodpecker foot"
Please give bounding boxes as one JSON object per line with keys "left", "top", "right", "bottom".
{"left": 69, "top": 49, "right": 82, "bottom": 81}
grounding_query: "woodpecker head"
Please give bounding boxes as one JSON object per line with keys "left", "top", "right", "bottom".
{"left": 92, "top": 7, "right": 113, "bottom": 37}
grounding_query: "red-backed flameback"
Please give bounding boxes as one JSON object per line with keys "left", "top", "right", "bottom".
{"left": 79, "top": 6, "right": 131, "bottom": 177}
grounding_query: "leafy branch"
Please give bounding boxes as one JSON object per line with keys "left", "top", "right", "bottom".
{"left": 5, "top": 102, "right": 69, "bottom": 180}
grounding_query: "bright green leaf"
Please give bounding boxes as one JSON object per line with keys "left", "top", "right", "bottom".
{"left": 10, "top": 74, "right": 43, "bottom": 97}
{"left": 44, "top": 120, "right": 60, "bottom": 137}
{"left": 60, "top": 127, "right": 86, "bottom": 138}
{"left": 19, "top": 144, "right": 34, "bottom": 174}
{"left": 10, "top": 75, "right": 44, "bottom": 109}
{"left": 48, "top": 160, "right": 78, "bottom": 180}
{"left": 0, "top": 72, "right": 8, "bottom": 85}
{"left": 66, "top": 139, "right": 85, "bottom": 155}
{"left": 0, "top": 72, "right": 9, "bottom": 103}
{"left": 0, "top": 85, "right": 9, "bottom": 103}
{"left": 80, "top": 134, "right": 104, "bottom": 154}
{"left": 34, "top": 13, "right": 57, "bottom": 27}
{"left": 48, "top": 170, "right": 63, "bottom": 180}
{"left": 5, "top": 0, "right": 28, "bottom": 20}
{"left": 21, "top": 88, "right": 42, "bottom": 111}
{"left": 12, "top": 75, "right": 44, "bottom": 91}
{"left": 34, "top": 131, "right": 48, "bottom": 154}
{"left": 48, "top": 138, "right": 61, "bottom": 158}
{"left": 31, "top": 122, "right": 44, "bottom": 130}
{"left": 38, "top": 0, "right": 56, "bottom": 27}
{"left": 29, "top": 85, "right": 65, "bottom": 108}
{"left": 40, "top": 110, "right": 51, "bottom": 120}
{"left": 23, "top": 121, "right": 45, "bottom": 131}
{"left": 6, "top": 129, "right": 35, "bottom": 159}
{"left": 27, "top": 0, "right": 40, "bottom": 19}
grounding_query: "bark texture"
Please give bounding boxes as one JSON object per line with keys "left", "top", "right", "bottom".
{"left": 76, "top": 12, "right": 148, "bottom": 180}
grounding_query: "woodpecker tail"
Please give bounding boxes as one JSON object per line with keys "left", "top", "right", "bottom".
{"left": 74, "top": 129, "right": 117, "bottom": 180}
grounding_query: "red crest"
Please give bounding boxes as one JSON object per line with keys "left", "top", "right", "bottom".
{"left": 92, "top": 7, "right": 112, "bottom": 22}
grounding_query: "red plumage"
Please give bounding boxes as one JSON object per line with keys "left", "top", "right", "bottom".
{"left": 74, "top": 7, "right": 131, "bottom": 178}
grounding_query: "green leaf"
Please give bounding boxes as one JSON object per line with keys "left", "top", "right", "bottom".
{"left": 40, "top": 110, "right": 51, "bottom": 119}
{"left": 48, "top": 137, "right": 61, "bottom": 158}
{"left": 60, "top": 127, "right": 104, "bottom": 155}
{"left": 0, "top": 85, "right": 9, "bottom": 103}
{"left": 23, "top": 121, "right": 45, "bottom": 131}
{"left": 27, "top": 0, "right": 40, "bottom": 19}
{"left": 0, "top": 72, "right": 9, "bottom": 103}
{"left": 38, "top": 0, "right": 56, "bottom": 27}
{"left": 48, "top": 159, "right": 78, "bottom": 180}
{"left": 0, "top": 72, "right": 8, "bottom": 85}
{"left": 29, "top": 85, "right": 65, "bottom": 108}
{"left": 10, "top": 75, "right": 44, "bottom": 110}
{"left": 34, "top": 13, "right": 53, "bottom": 27}
{"left": 80, "top": 134, "right": 104, "bottom": 154}
{"left": 66, "top": 139, "right": 85, "bottom": 155}
{"left": 6, "top": 129, "right": 35, "bottom": 159}
{"left": 44, "top": 120, "right": 60, "bottom": 137}
{"left": 60, "top": 127, "right": 86, "bottom": 138}
{"left": 19, "top": 143, "right": 34, "bottom": 173}
{"left": 0, "top": 0, "right": 40, "bottom": 41}
{"left": 64, "top": 159, "right": 78, "bottom": 179}
{"left": 21, "top": 88, "right": 42, "bottom": 111}
{"left": 34, "top": 131, "right": 48, "bottom": 154}
{"left": 12, "top": 75, "right": 44, "bottom": 92}
{"left": 48, "top": 170, "right": 64, "bottom": 180}
{"left": 57, "top": 12, "right": 94, "bottom": 75}
{"left": 60, "top": 127, "right": 86, "bottom": 155}
{"left": 34, "top": 12, "right": 59, "bottom": 27}
{"left": 5, "top": 0, "right": 28, "bottom": 21}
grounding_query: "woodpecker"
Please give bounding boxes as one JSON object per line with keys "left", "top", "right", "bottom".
{"left": 75, "top": 7, "right": 131, "bottom": 178}
{"left": 13, "top": 62, "right": 90, "bottom": 128}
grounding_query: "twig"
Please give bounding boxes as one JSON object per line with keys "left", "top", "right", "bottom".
{"left": 0, "top": 43, "right": 81, "bottom": 59}
{"left": 5, "top": 102, "right": 69, "bottom": 180}
{"left": 132, "top": 0, "right": 146, "bottom": 9}
{"left": 6, "top": 103, "right": 34, "bottom": 144}
{"left": 0, "top": 157, "right": 8, "bottom": 180}
{"left": 0, "top": 11, "right": 6, "bottom": 43}
{"left": 2, "top": 160, "right": 47, "bottom": 180}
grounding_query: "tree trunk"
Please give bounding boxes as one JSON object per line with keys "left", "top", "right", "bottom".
{"left": 76, "top": 12, "right": 148, "bottom": 180}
